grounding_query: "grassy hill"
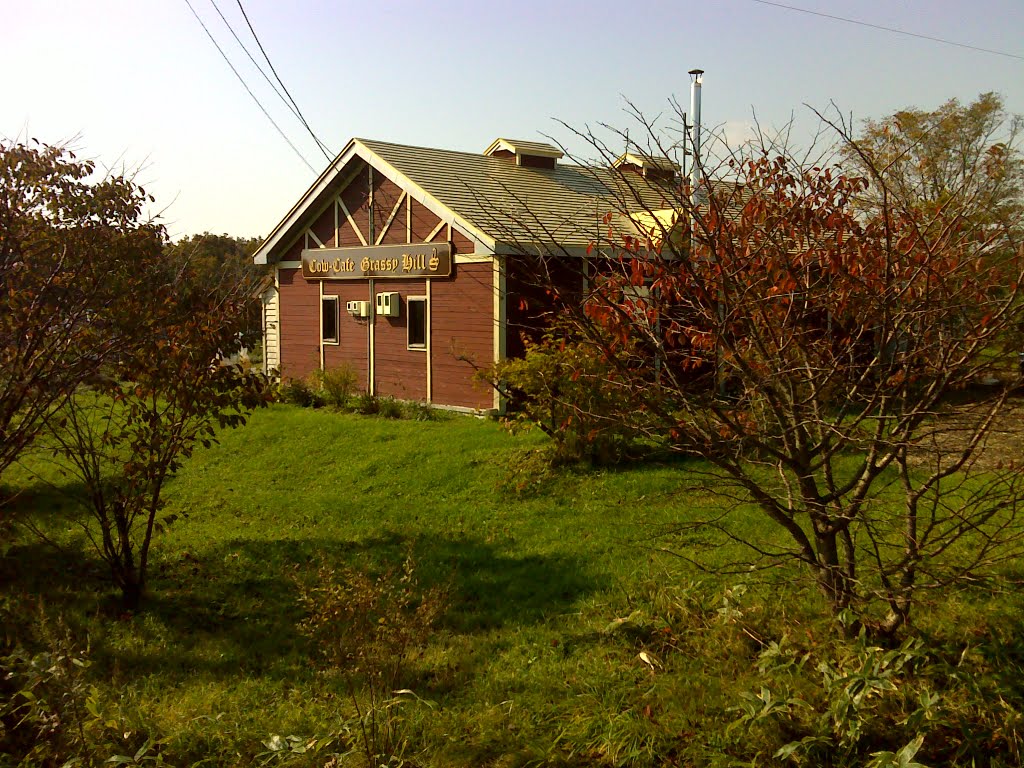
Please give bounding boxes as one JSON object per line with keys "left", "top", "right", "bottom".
{"left": 2, "top": 405, "right": 1021, "bottom": 766}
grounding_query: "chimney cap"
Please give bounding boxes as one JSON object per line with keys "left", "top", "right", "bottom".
{"left": 688, "top": 68, "right": 704, "bottom": 76}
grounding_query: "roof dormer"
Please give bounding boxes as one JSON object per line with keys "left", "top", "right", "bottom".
{"left": 613, "top": 151, "right": 679, "bottom": 182}
{"left": 484, "top": 138, "right": 563, "bottom": 169}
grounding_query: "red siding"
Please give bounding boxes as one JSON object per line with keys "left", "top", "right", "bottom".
{"left": 273, "top": 160, "right": 498, "bottom": 409}
{"left": 281, "top": 237, "right": 303, "bottom": 263}
{"left": 410, "top": 199, "right": 441, "bottom": 242}
{"left": 310, "top": 204, "right": 337, "bottom": 248}
{"left": 323, "top": 283, "right": 371, "bottom": 391}
{"left": 278, "top": 267, "right": 320, "bottom": 380}
{"left": 373, "top": 279, "right": 429, "bottom": 401}
{"left": 340, "top": 166, "right": 371, "bottom": 246}
{"left": 374, "top": 177, "right": 407, "bottom": 245}
{"left": 451, "top": 228, "right": 474, "bottom": 254}
{"left": 431, "top": 262, "right": 495, "bottom": 409}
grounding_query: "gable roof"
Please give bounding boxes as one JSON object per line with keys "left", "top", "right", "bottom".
{"left": 253, "top": 137, "right": 688, "bottom": 265}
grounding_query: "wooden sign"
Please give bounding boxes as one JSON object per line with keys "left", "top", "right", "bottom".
{"left": 302, "top": 243, "right": 452, "bottom": 280}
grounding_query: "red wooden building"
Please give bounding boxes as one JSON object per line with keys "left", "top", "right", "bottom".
{"left": 253, "top": 137, "right": 677, "bottom": 412}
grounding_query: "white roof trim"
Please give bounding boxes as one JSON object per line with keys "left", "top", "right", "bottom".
{"left": 354, "top": 141, "right": 495, "bottom": 255}
{"left": 253, "top": 140, "right": 360, "bottom": 265}
{"left": 253, "top": 139, "right": 495, "bottom": 265}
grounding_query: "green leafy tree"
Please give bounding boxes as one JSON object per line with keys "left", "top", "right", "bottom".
{"left": 841, "top": 92, "right": 1023, "bottom": 247}
{"left": 165, "top": 232, "right": 264, "bottom": 282}
{"left": 0, "top": 140, "right": 164, "bottom": 487}
{"left": 0, "top": 139, "right": 271, "bottom": 609}
{"left": 165, "top": 232, "right": 268, "bottom": 343}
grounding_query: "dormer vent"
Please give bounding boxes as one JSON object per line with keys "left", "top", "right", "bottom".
{"left": 613, "top": 152, "right": 679, "bottom": 182}
{"left": 484, "top": 138, "right": 563, "bottom": 169}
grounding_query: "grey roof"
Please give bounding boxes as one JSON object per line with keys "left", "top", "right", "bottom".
{"left": 358, "top": 138, "right": 682, "bottom": 250}
{"left": 253, "top": 136, "right": 738, "bottom": 265}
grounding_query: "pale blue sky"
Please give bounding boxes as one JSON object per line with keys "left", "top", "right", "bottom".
{"left": 3, "top": 1, "right": 1022, "bottom": 240}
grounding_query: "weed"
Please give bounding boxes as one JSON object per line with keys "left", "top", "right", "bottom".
{"left": 297, "top": 552, "right": 447, "bottom": 767}
{"left": 0, "top": 609, "right": 166, "bottom": 766}
{"left": 725, "top": 619, "right": 1024, "bottom": 766}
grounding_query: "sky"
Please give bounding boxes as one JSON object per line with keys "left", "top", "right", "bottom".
{"left": 3, "top": 0, "right": 1023, "bottom": 241}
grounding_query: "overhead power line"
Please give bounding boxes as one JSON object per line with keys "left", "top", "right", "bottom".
{"left": 233, "top": 0, "right": 335, "bottom": 161}
{"left": 182, "top": 0, "right": 317, "bottom": 172}
{"left": 748, "top": 0, "right": 1024, "bottom": 62}
{"left": 205, "top": 0, "right": 304, "bottom": 125}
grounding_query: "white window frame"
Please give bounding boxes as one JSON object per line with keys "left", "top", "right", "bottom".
{"left": 321, "top": 295, "right": 340, "bottom": 345}
{"left": 407, "top": 295, "right": 427, "bottom": 351}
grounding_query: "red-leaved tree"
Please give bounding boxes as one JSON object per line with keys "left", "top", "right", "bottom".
{"left": 496, "top": 107, "right": 1024, "bottom": 635}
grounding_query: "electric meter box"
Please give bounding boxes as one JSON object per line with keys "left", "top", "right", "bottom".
{"left": 346, "top": 300, "right": 370, "bottom": 317}
{"left": 376, "top": 292, "right": 400, "bottom": 318}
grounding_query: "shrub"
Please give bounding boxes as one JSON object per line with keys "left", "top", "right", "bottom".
{"left": 403, "top": 400, "right": 437, "bottom": 422}
{"left": 353, "top": 391, "right": 380, "bottom": 415}
{"left": 314, "top": 364, "right": 359, "bottom": 409}
{"left": 498, "top": 446, "right": 558, "bottom": 497}
{"left": 298, "top": 553, "right": 448, "bottom": 767}
{"left": 378, "top": 396, "right": 404, "bottom": 419}
{"left": 279, "top": 377, "right": 322, "bottom": 408}
{"left": 484, "top": 328, "right": 642, "bottom": 465}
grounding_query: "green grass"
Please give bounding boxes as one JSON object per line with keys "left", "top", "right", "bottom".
{"left": 2, "top": 405, "right": 1022, "bottom": 766}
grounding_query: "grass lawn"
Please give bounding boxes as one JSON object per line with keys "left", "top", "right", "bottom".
{"left": 2, "top": 405, "right": 1022, "bottom": 766}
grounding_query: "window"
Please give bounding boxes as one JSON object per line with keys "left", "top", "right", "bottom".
{"left": 407, "top": 297, "right": 427, "bottom": 349}
{"left": 321, "top": 296, "right": 339, "bottom": 344}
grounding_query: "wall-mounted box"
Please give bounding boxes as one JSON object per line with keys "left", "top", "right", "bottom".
{"left": 376, "top": 292, "right": 400, "bottom": 318}
{"left": 347, "top": 300, "right": 370, "bottom": 317}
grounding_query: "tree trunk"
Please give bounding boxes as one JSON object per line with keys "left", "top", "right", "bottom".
{"left": 814, "top": 529, "right": 859, "bottom": 636}
{"left": 118, "top": 564, "right": 144, "bottom": 613}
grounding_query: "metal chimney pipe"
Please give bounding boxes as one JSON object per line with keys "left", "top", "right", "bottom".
{"left": 688, "top": 68, "right": 704, "bottom": 202}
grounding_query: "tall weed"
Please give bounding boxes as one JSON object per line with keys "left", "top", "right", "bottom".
{"left": 297, "top": 553, "right": 448, "bottom": 767}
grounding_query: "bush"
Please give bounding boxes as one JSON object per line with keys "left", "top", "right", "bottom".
{"left": 353, "top": 391, "right": 380, "bottom": 415}
{"left": 403, "top": 400, "right": 437, "bottom": 422}
{"left": 485, "top": 329, "right": 641, "bottom": 465}
{"left": 378, "top": 396, "right": 403, "bottom": 419}
{"left": 279, "top": 377, "right": 323, "bottom": 408}
{"left": 313, "top": 364, "right": 359, "bottom": 409}
{"left": 498, "top": 446, "right": 558, "bottom": 497}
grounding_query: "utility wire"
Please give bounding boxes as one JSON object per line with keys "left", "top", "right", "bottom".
{"left": 206, "top": 0, "right": 304, "bottom": 125}
{"left": 182, "top": 0, "right": 317, "bottom": 172}
{"left": 234, "top": 0, "right": 335, "bottom": 161}
{"left": 748, "top": 0, "right": 1024, "bottom": 62}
